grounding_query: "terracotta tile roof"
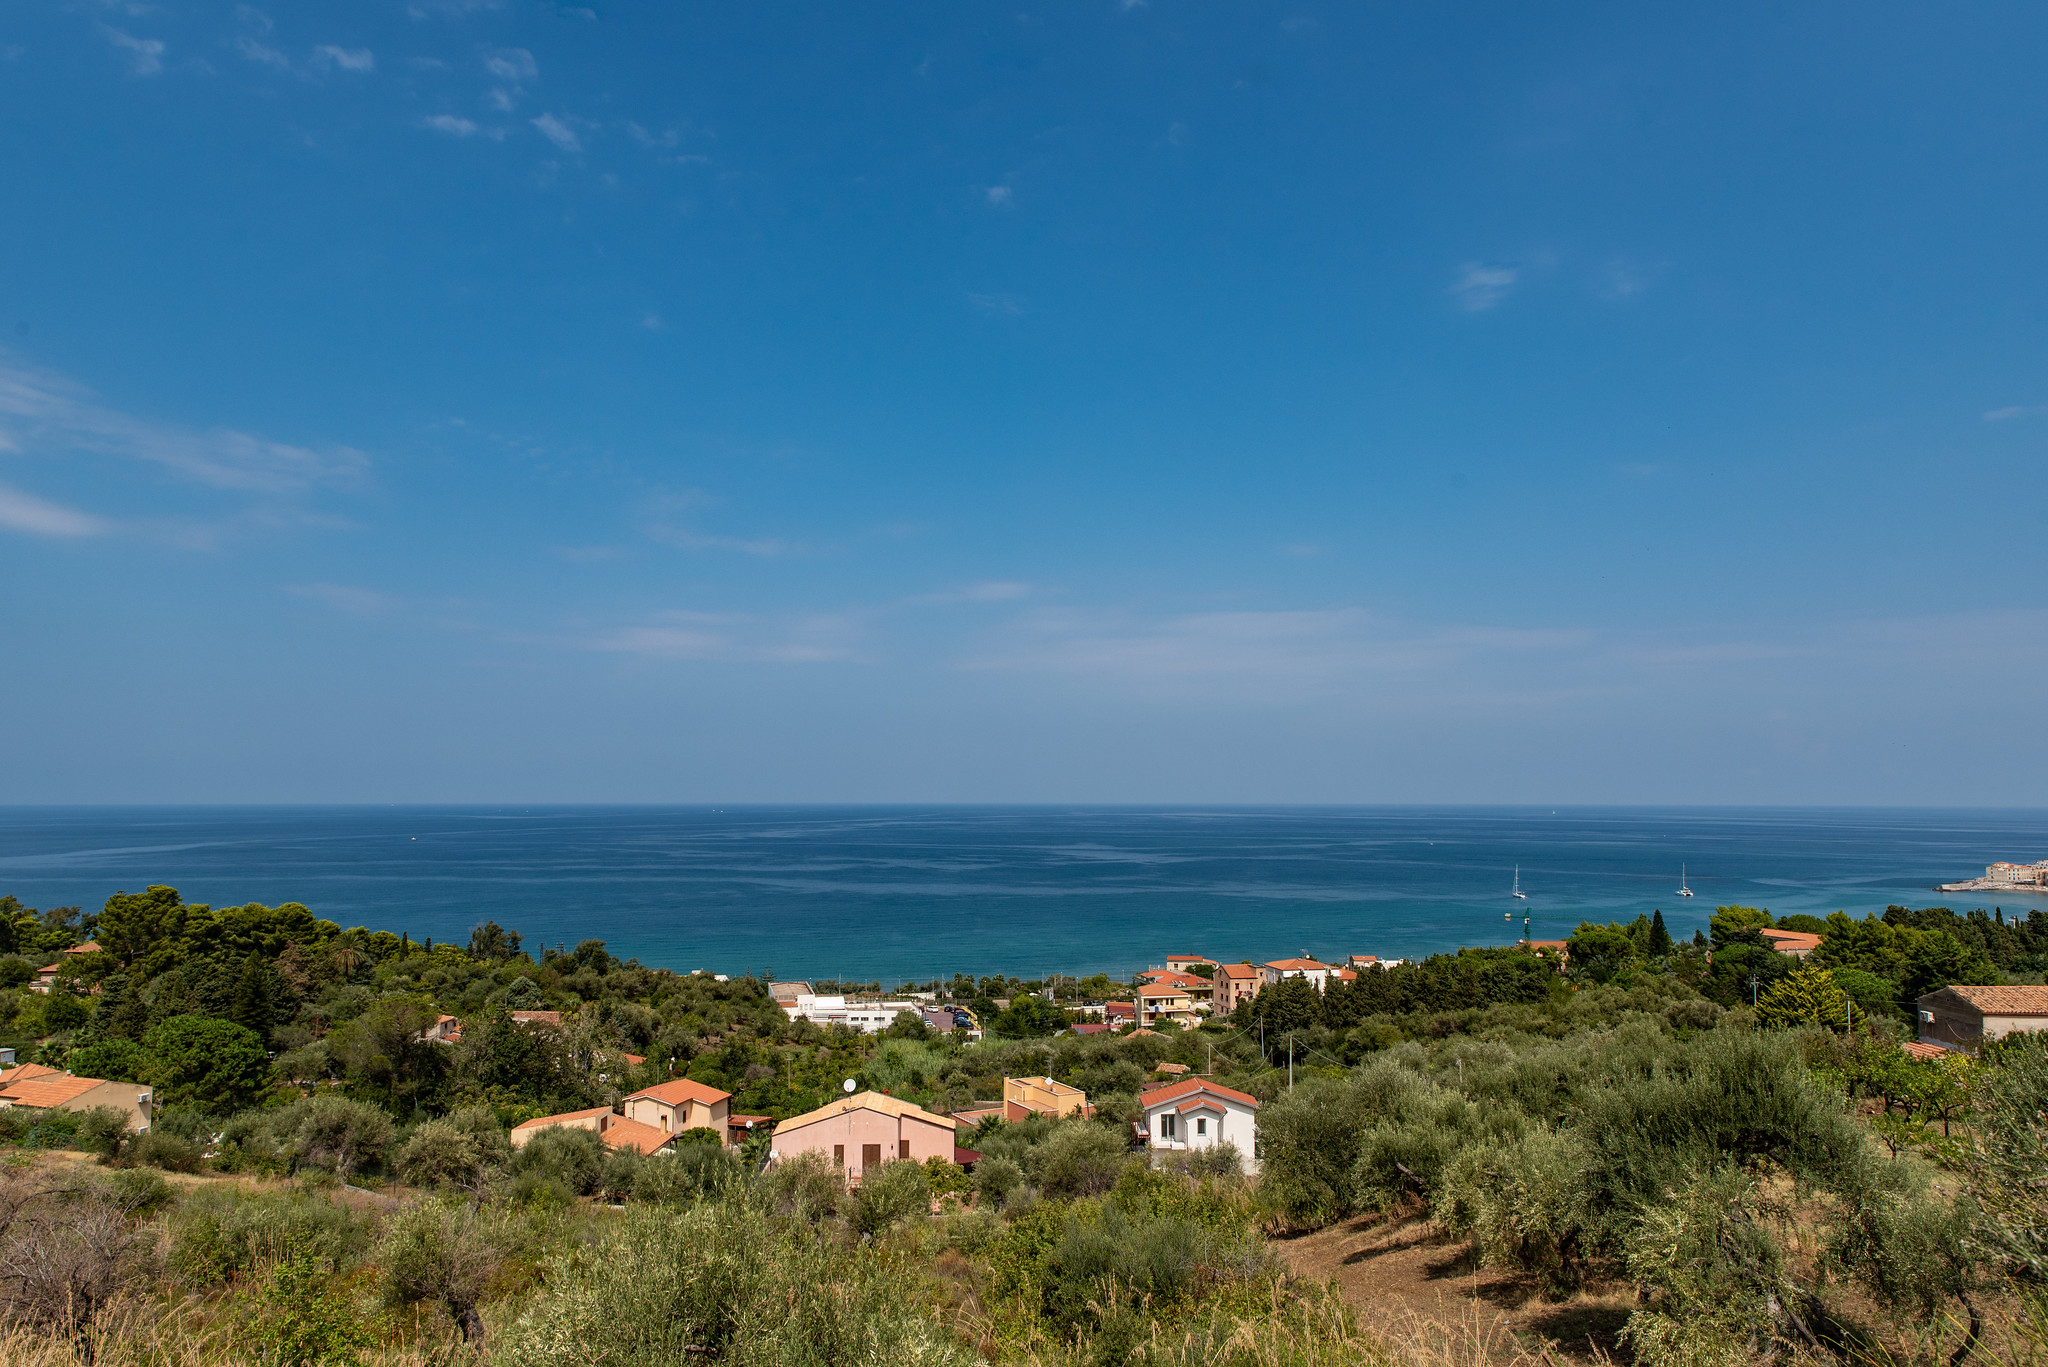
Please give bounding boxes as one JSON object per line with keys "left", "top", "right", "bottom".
{"left": 1176, "top": 1097, "right": 1228, "bottom": 1114}
{"left": 1922, "top": 985, "right": 2048, "bottom": 1016}
{"left": 66, "top": 942, "right": 102, "bottom": 955}
{"left": 1069, "top": 1022, "right": 1113, "bottom": 1035}
{"left": 509, "top": 1010, "right": 563, "bottom": 1026}
{"left": 1759, "top": 929, "right": 1823, "bottom": 953}
{"left": 627, "top": 1078, "right": 733, "bottom": 1107}
{"left": 1154, "top": 1062, "right": 1189, "bottom": 1074}
{"left": 620, "top": 1053, "right": 646, "bottom": 1066}
{"left": 1216, "top": 963, "right": 1261, "bottom": 979}
{"left": 727, "top": 1113, "right": 773, "bottom": 1130}
{"left": 1263, "top": 958, "right": 1331, "bottom": 972}
{"left": 1127, "top": 1028, "right": 1164, "bottom": 1037}
{"left": 0, "top": 1064, "right": 59, "bottom": 1088}
{"left": 1901, "top": 1040, "right": 1949, "bottom": 1061}
{"left": 1138, "top": 970, "right": 1206, "bottom": 988}
{"left": 601, "top": 1116, "right": 676, "bottom": 1155}
{"left": 1139, "top": 1077, "right": 1259, "bottom": 1110}
{"left": 950, "top": 1105, "right": 1005, "bottom": 1124}
{"left": 510, "top": 1105, "right": 615, "bottom": 1132}
{"left": 0, "top": 1074, "right": 113, "bottom": 1108}
{"left": 1138, "top": 984, "right": 1193, "bottom": 999}
{"left": 773, "top": 1090, "right": 956, "bottom": 1135}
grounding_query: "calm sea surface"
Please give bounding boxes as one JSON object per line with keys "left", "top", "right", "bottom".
{"left": 0, "top": 807, "right": 2042, "bottom": 981}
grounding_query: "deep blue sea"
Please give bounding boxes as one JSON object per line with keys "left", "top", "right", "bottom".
{"left": 0, "top": 807, "right": 2042, "bottom": 982}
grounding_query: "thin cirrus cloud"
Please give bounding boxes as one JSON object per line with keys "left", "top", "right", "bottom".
{"left": 0, "top": 355, "right": 366, "bottom": 494}
{"left": 100, "top": 26, "right": 166, "bottom": 76}
{"left": 0, "top": 355, "right": 365, "bottom": 544}
{"left": 916, "top": 580, "right": 1032, "bottom": 604}
{"left": 586, "top": 610, "right": 856, "bottom": 663}
{"left": 1451, "top": 262, "right": 1518, "bottom": 312}
{"left": 647, "top": 526, "right": 797, "bottom": 557}
{"left": 287, "top": 582, "right": 393, "bottom": 617}
{"left": 420, "top": 114, "right": 502, "bottom": 139}
{"left": 531, "top": 113, "right": 582, "bottom": 153}
{"left": 1984, "top": 405, "right": 2046, "bottom": 422}
{"left": 0, "top": 481, "right": 108, "bottom": 538}
{"left": 483, "top": 46, "right": 537, "bottom": 81}
{"left": 313, "top": 45, "right": 376, "bottom": 72}
{"left": 961, "top": 606, "right": 1594, "bottom": 704}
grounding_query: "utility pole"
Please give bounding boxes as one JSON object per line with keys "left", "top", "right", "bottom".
{"left": 1288, "top": 1032, "right": 1295, "bottom": 1092}
{"left": 1750, "top": 971, "right": 1759, "bottom": 1008}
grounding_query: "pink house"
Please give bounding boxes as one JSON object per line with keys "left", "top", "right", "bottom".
{"left": 769, "top": 1091, "right": 959, "bottom": 1183}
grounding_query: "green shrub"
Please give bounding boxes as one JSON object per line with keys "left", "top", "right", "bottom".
{"left": 130, "top": 1128, "right": 204, "bottom": 1173}
{"left": 1255, "top": 1060, "right": 1424, "bottom": 1224}
{"left": 1620, "top": 1168, "right": 1797, "bottom": 1367}
{"left": 509, "top": 1125, "right": 603, "bottom": 1196}
{"left": 973, "top": 1156, "right": 1023, "bottom": 1209}
{"left": 272, "top": 1095, "right": 395, "bottom": 1179}
{"left": 495, "top": 1201, "right": 973, "bottom": 1367}
{"left": 852, "top": 1159, "right": 930, "bottom": 1236}
{"left": 167, "top": 1186, "right": 375, "bottom": 1288}
{"left": 635, "top": 1143, "right": 745, "bottom": 1205}
{"left": 251, "top": 1244, "right": 375, "bottom": 1367}
{"left": 393, "top": 1109, "right": 508, "bottom": 1189}
{"left": 1437, "top": 1127, "right": 1591, "bottom": 1296}
{"left": 378, "top": 1202, "right": 504, "bottom": 1342}
{"left": 762, "top": 1150, "right": 844, "bottom": 1220}
{"left": 1023, "top": 1120, "right": 1128, "bottom": 1198}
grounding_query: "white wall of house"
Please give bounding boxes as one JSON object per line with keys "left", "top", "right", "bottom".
{"left": 1141, "top": 1094, "right": 1258, "bottom": 1174}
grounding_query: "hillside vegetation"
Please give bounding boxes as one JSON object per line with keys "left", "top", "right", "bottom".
{"left": 0, "top": 886, "right": 2043, "bottom": 1367}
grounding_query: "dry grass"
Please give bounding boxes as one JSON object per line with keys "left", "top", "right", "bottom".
{"left": 0, "top": 1297, "right": 468, "bottom": 1367}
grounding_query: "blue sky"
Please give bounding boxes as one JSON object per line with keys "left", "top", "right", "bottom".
{"left": 2, "top": 0, "right": 2044, "bottom": 804}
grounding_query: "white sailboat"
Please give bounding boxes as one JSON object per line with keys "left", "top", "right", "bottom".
{"left": 1512, "top": 865, "right": 1528, "bottom": 900}
{"left": 1678, "top": 864, "right": 1694, "bottom": 898}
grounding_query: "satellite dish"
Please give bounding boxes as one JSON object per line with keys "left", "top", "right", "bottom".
{"left": 842, "top": 1078, "right": 857, "bottom": 1093}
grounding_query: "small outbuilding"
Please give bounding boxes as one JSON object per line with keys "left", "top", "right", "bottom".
{"left": 1914, "top": 984, "right": 2048, "bottom": 1053}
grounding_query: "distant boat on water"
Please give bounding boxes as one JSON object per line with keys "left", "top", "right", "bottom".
{"left": 1511, "top": 865, "right": 1528, "bottom": 900}
{"left": 1678, "top": 865, "right": 1694, "bottom": 898}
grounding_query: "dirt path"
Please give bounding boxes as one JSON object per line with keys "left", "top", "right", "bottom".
{"left": 1270, "top": 1212, "right": 1634, "bottom": 1364}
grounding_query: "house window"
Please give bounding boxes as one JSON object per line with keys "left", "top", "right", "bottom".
{"left": 661, "top": 1113, "right": 671, "bottom": 1131}
{"left": 1196, "top": 1117, "right": 1207, "bottom": 1137}
{"left": 833, "top": 1145, "right": 844, "bottom": 1167}
{"left": 899, "top": 1140, "right": 911, "bottom": 1160}
{"left": 1159, "top": 1114, "right": 1176, "bottom": 1140}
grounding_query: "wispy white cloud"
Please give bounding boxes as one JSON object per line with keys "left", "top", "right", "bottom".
{"left": 985, "top": 185, "right": 1015, "bottom": 207}
{"left": 287, "top": 582, "right": 392, "bottom": 616}
{"left": 408, "top": 0, "right": 504, "bottom": 18}
{"left": 236, "top": 6, "right": 273, "bottom": 33}
{"left": 236, "top": 35, "right": 290, "bottom": 68}
{"left": 420, "top": 114, "right": 502, "bottom": 139}
{"left": 1984, "top": 405, "right": 2046, "bottom": 422}
{"left": 0, "top": 354, "right": 367, "bottom": 494}
{"left": 531, "top": 112, "right": 581, "bottom": 153}
{"left": 586, "top": 610, "right": 855, "bottom": 662}
{"left": 313, "top": 45, "right": 375, "bottom": 72}
{"left": 483, "top": 46, "right": 536, "bottom": 81}
{"left": 1597, "top": 257, "right": 1659, "bottom": 301}
{"left": 648, "top": 526, "right": 796, "bottom": 557}
{"left": 917, "top": 580, "right": 1033, "bottom": 604}
{"left": 1451, "top": 262, "right": 1517, "bottom": 312}
{"left": 0, "top": 482, "right": 108, "bottom": 538}
{"left": 968, "top": 293, "right": 1024, "bottom": 316}
{"left": 100, "top": 26, "right": 165, "bottom": 76}
{"left": 964, "top": 607, "right": 1592, "bottom": 704}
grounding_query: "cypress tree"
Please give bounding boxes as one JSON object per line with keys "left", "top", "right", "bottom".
{"left": 1649, "top": 909, "right": 1674, "bottom": 956}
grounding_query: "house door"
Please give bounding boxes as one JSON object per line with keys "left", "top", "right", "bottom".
{"left": 861, "top": 1143, "right": 881, "bottom": 1174}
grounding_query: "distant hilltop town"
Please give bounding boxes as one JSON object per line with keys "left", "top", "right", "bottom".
{"left": 1937, "top": 859, "right": 2048, "bottom": 894}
